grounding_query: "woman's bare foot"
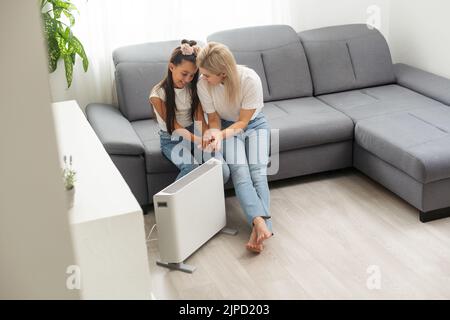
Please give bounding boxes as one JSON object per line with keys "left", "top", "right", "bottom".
{"left": 253, "top": 217, "right": 273, "bottom": 245}
{"left": 246, "top": 227, "right": 263, "bottom": 253}
{"left": 246, "top": 217, "right": 272, "bottom": 253}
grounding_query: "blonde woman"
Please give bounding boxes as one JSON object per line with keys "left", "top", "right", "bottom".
{"left": 197, "top": 42, "right": 272, "bottom": 253}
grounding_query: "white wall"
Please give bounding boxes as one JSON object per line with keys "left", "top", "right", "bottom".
{"left": 289, "top": 0, "right": 391, "bottom": 40}
{"left": 0, "top": 1, "right": 79, "bottom": 299}
{"left": 47, "top": 0, "right": 392, "bottom": 109}
{"left": 389, "top": 0, "right": 450, "bottom": 78}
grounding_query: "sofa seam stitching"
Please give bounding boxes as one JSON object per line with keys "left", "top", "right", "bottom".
{"left": 229, "top": 40, "right": 302, "bottom": 53}
{"left": 346, "top": 42, "right": 357, "bottom": 81}
{"left": 407, "top": 112, "right": 449, "bottom": 134}
{"left": 260, "top": 52, "right": 272, "bottom": 96}
{"left": 271, "top": 102, "right": 289, "bottom": 115}
{"left": 300, "top": 32, "right": 381, "bottom": 43}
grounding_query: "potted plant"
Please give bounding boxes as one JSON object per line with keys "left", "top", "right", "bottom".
{"left": 40, "top": 0, "right": 89, "bottom": 88}
{"left": 62, "top": 155, "right": 77, "bottom": 208}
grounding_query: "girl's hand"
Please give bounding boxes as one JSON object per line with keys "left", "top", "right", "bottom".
{"left": 202, "top": 128, "right": 220, "bottom": 151}
{"left": 209, "top": 130, "right": 223, "bottom": 152}
{"left": 202, "top": 138, "right": 213, "bottom": 151}
{"left": 202, "top": 134, "right": 213, "bottom": 149}
{"left": 193, "top": 135, "right": 206, "bottom": 150}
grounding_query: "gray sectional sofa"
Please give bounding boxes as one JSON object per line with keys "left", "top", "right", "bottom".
{"left": 86, "top": 24, "right": 450, "bottom": 222}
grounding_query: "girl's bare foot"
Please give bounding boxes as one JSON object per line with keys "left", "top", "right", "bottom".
{"left": 246, "top": 227, "right": 263, "bottom": 253}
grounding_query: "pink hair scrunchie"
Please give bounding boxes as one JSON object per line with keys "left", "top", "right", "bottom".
{"left": 180, "top": 43, "right": 195, "bottom": 55}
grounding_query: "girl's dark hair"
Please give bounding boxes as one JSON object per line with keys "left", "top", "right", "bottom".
{"left": 160, "top": 39, "right": 199, "bottom": 134}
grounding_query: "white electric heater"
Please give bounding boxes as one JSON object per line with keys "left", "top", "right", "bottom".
{"left": 153, "top": 158, "right": 236, "bottom": 273}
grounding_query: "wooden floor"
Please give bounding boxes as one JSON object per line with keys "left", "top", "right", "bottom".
{"left": 144, "top": 168, "right": 450, "bottom": 299}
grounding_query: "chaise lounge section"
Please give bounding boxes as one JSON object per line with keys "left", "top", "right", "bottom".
{"left": 296, "top": 24, "right": 450, "bottom": 222}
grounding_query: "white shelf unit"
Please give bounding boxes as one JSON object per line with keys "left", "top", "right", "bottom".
{"left": 52, "top": 100, "right": 151, "bottom": 299}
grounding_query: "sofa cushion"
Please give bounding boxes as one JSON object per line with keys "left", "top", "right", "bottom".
{"left": 115, "top": 62, "right": 165, "bottom": 122}
{"left": 317, "top": 84, "right": 445, "bottom": 122}
{"left": 355, "top": 106, "right": 450, "bottom": 183}
{"left": 299, "top": 24, "right": 396, "bottom": 95}
{"left": 86, "top": 103, "right": 145, "bottom": 156}
{"left": 299, "top": 41, "right": 356, "bottom": 95}
{"left": 208, "top": 25, "right": 313, "bottom": 102}
{"left": 131, "top": 119, "right": 178, "bottom": 174}
{"left": 113, "top": 40, "right": 203, "bottom": 122}
{"left": 264, "top": 97, "right": 354, "bottom": 152}
{"left": 229, "top": 51, "right": 270, "bottom": 99}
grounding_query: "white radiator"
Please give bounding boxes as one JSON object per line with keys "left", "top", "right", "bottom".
{"left": 153, "top": 158, "right": 232, "bottom": 273}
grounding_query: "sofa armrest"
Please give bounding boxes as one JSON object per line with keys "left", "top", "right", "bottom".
{"left": 394, "top": 63, "right": 450, "bottom": 106}
{"left": 86, "top": 103, "right": 144, "bottom": 155}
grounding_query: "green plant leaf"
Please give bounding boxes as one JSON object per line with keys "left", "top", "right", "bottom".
{"left": 55, "top": 32, "right": 67, "bottom": 53}
{"left": 63, "top": 9, "right": 75, "bottom": 26}
{"left": 40, "top": 0, "right": 48, "bottom": 10}
{"left": 54, "top": 0, "right": 77, "bottom": 12}
{"left": 54, "top": 7, "right": 62, "bottom": 19}
{"left": 42, "top": 13, "right": 55, "bottom": 40}
{"left": 48, "top": 38, "right": 60, "bottom": 72}
{"left": 63, "top": 54, "right": 73, "bottom": 88}
{"left": 70, "top": 36, "right": 89, "bottom": 71}
{"left": 64, "top": 26, "right": 71, "bottom": 40}
{"left": 42, "top": 13, "right": 60, "bottom": 72}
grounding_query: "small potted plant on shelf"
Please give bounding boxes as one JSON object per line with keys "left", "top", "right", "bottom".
{"left": 62, "top": 155, "right": 77, "bottom": 208}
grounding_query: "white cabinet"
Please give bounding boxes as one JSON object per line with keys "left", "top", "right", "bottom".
{"left": 52, "top": 100, "right": 151, "bottom": 299}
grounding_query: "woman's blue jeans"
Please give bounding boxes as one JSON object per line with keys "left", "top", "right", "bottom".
{"left": 221, "top": 113, "right": 272, "bottom": 231}
{"left": 159, "top": 124, "right": 230, "bottom": 183}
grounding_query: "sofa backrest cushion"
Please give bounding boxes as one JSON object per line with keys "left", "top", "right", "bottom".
{"left": 298, "top": 24, "right": 396, "bottom": 95}
{"left": 208, "top": 25, "right": 313, "bottom": 102}
{"left": 113, "top": 40, "right": 203, "bottom": 121}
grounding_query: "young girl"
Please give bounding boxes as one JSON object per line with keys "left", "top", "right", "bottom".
{"left": 149, "top": 40, "right": 229, "bottom": 182}
{"left": 196, "top": 42, "right": 273, "bottom": 253}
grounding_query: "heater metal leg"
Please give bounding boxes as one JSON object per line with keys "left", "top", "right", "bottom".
{"left": 156, "top": 260, "right": 196, "bottom": 273}
{"left": 221, "top": 227, "right": 238, "bottom": 236}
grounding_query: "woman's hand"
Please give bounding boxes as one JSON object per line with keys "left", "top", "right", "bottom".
{"left": 203, "top": 128, "right": 222, "bottom": 152}
{"left": 209, "top": 130, "right": 224, "bottom": 152}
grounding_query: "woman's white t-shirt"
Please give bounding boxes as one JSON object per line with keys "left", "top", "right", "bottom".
{"left": 149, "top": 83, "right": 193, "bottom": 132}
{"left": 197, "top": 65, "right": 264, "bottom": 122}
